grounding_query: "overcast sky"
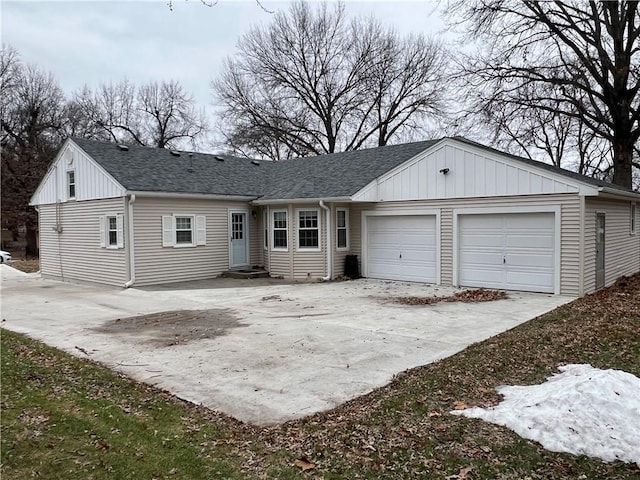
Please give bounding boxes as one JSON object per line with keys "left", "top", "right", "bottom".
{"left": 2, "top": 1, "right": 449, "bottom": 146}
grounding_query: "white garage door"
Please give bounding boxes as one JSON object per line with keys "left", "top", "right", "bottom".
{"left": 458, "top": 212, "right": 555, "bottom": 293}
{"left": 367, "top": 215, "right": 437, "bottom": 283}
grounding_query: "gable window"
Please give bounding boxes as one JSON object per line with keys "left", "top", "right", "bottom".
{"left": 162, "top": 214, "right": 206, "bottom": 248}
{"left": 632, "top": 203, "right": 637, "bottom": 235}
{"left": 67, "top": 171, "right": 76, "bottom": 199}
{"left": 272, "top": 210, "right": 288, "bottom": 250}
{"left": 336, "top": 208, "right": 349, "bottom": 250}
{"left": 297, "top": 209, "right": 320, "bottom": 250}
{"left": 100, "top": 214, "right": 124, "bottom": 249}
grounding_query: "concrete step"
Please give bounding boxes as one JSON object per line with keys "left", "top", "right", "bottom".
{"left": 221, "top": 268, "right": 270, "bottom": 279}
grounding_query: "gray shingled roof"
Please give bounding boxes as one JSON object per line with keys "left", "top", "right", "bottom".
{"left": 72, "top": 137, "right": 440, "bottom": 199}
{"left": 72, "top": 136, "right": 637, "bottom": 200}
{"left": 258, "top": 140, "right": 439, "bottom": 199}
{"left": 72, "top": 138, "right": 276, "bottom": 197}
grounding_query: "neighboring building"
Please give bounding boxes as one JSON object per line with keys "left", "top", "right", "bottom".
{"left": 30, "top": 137, "right": 640, "bottom": 295}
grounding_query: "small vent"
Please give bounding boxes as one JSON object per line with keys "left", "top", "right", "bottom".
{"left": 214, "top": 155, "right": 225, "bottom": 162}
{"left": 251, "top": 160, "right": 260, "bottom": 166}
{"left": 117, "top": 144, "right": 129, "bottom": 151}
{"left": 170, "top": 150, "right": 181, "bottom": 157}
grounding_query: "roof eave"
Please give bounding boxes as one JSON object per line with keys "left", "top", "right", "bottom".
{"left": 127, "top": 191, "right": 258, "bottom": 201}
{"left": 597, "top": 187, "right": 640, "bottom": 201}
{"left": 252, "top": 196, "right": 352, "bottom": 205}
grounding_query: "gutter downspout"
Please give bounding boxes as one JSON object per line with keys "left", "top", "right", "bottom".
{"left": 124, "top": 194, "right": 136, "bottom": 288}
{"left": 319, "top": 200, "right": 331, "bottom": 281}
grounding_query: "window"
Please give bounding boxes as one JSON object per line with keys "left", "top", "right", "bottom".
{"left": 175, "top": 216, "right": 193, "bottom": 244}
{"left": 297, "top": 209, "right": 320, "bottom": 250}
{"left": 263, "top": 209, "right": 268, "bottom": 249}
{"left": 108, "top": 216, "right": 118, "bottom": 246}
{"left": 272, "top": 210, "right": 288, "bottom": 250}
{"left": 100, "top": 214, "right": 123, "bottom": 249}
{"left": 67, "top": 171, "right": 76, "bottom": 199}
{"left": 632, "top": 203, "right": 637, "bottom": 235}
{"left": 162, "top": 215, "right": 206, "bottom": 248}
{"left": 336, "top": 208, "right": 349, "bottom": 250}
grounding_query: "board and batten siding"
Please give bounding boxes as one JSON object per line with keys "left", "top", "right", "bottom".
{"left": 354, "top": 143, "right": 580, "bottom": 202}
{"left": 132, "top": 197, "right": 252, "bottom": 286}
{"left": 584, "top": 198, "right": 640, "bottom": 293}
{"left": 32, "top": 141, "right": 125, "bottom": 205}
{"left": 38, "top": 197, "right": 128, "bottom": 286}
{"left": 349, "top": 193, "right": 582, "bottom": 295}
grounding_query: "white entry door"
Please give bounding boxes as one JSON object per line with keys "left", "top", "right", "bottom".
{"left": 458, "top": 212, "right": 555, "bottom": 293}
{"left": 229, "top": 211, "right": 248, "bottom": 268}
{"left": 366, "top": 215, "right": 437, "bottom": 283}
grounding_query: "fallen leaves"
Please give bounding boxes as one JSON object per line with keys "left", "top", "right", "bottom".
{"left": 447, "top": 465, "right": 474, "bottom": 479}
{"left": 294, "top": 457, "right": 316, "bottom": 471}
{"left": 393, "top": 288, "right": 508, "bottom": 306}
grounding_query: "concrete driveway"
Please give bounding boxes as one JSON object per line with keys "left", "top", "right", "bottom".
{"left": 0, "top": 265, "right": 574, "bottom": 425}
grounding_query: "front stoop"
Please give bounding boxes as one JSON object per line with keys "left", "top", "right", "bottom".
{"left": 221, "top": 268, "right": 270, "bottom": 279}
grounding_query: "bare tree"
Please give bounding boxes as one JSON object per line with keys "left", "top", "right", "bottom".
{"left": 212, "top": 0, "right": 448, "bottom": 160}
{"left": 448, "top": 0, "right": 640, "bottom": 188}
{"left": 1, "top": 54, "right": 66, "bottom": 255}
{"left": 74, "top": 79, "right": 208, "bottom": 149}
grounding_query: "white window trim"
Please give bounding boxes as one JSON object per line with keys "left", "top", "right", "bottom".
{"left": 100, "top": 214, "right": 124, "bottom": 249}
{"left": 336, "top": 208, "right": 349, "bottom": 251}
{"left": 271, "top": 209, "right": 288, "bottom": 252}
{"left": 67, "top": 170, "right": 76, "bottom": 200}
{"left": 263, "top": 209, "right": 268, "bottom": 250}
{"left": 162, "top": 214, "right": 206, "bottom": 248}
{"left": 296, "top": 208, "right": 321, "bottom": 252}
{"left": 631, "top": 203, "right": 637, "bottom": 235}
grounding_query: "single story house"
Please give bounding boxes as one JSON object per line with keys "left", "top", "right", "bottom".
{"left": 30, "top": 136, "right": 639, "bottom": 295}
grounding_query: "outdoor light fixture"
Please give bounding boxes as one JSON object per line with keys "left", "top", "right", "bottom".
{"left": 440, "top": 168, "right": 450, "bottom": 174}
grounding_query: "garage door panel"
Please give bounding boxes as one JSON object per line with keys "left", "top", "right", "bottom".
{"left": 505, "top": 212, "right": 553, "bottom": 229}
{"left": 505, "top": 234, "right": 554, "bottom": 249}
{"left": 460, "top": 233, "right": 503, "bottom": 248}
{"left": 462, "top": 215, "right": 504, "bottom": 229}
{"left": 505, "top": 271, "right": 554, "bottom": 290}
{"left": 458, "top": 212, "right": 555, "bottom": 293}
{"left": 459, "top": 250, "right": 503, "bottom": 266}
{"left": 507, "top": 252, "right": 554, "bottom": 268}
{"left": 460, "top": 266, "right": 505, "bottom": 284}
{"left": 367, "top": 215, "right": 437, "bottom": 283}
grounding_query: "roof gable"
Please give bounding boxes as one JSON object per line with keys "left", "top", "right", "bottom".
{"left": 352, "top": 138, "right": 610, "bottom": 202}
{"left": 257, "top": 140, "right": 440, "bottom": 200}
{"left": 30, "top": 139, "right": 126, "bottom": 205}
{"left": 69, "top": 138, "right": 276, "bottom": 198}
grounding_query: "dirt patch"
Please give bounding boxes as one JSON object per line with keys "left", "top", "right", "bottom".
{"left": 93, "top": 309, "right": 247, "bottom": 347}
{"left": 8, "top": 259, "right": 39, "bottom": 273}
{"left": 393, "top": 288, "right": 508, "bottom": 306}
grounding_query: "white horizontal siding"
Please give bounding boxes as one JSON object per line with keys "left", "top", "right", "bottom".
{"left": 31, "top": 141, "right": 125, "bottom": 205}
{"left": 133, "top": 197, "right": 252, "bottom": 286}
{"left": 584, "top": 198, "right": 640, "bottom": 293}
{"left": 38, "top": 198, "right": 128, "bottom": 286}
{"left": 354, "top": 142, "right": 583, "bottom": 202}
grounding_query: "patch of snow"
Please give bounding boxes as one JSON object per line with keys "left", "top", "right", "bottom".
{"left": 451, "top": 364, "right": 640, "bottom": 463}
